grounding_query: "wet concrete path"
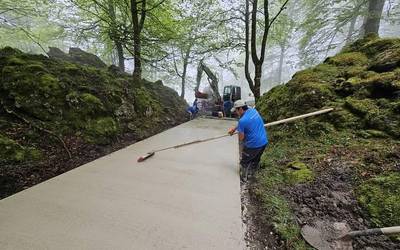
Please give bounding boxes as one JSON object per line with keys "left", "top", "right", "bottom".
{"left": 0, "top": 118, "right": 244, "bottom": 249}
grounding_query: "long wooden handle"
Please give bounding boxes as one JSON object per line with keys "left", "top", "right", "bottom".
{"left": 381, "top": 226, "right": 400, "bottom": 235}
{"left": 347, "top": 226, "right": 400, "bottom": 238}
{"left": 152, "top": 108, "right": 334, "bottom": 153}
{"left": 264, "top": 108, "right": 334, "bottom": 127}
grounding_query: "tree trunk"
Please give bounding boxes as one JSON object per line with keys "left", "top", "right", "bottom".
{"left": 108, "top": 0, "right": 125, "bottom": 72}
{"left": 253, "top": 64, "right": 262, "bottom": 103}
{"left": 363, "top": 0, "right": 385, "bottom": 37}
{"left": 277, "top": 44, "right": 285, "bottom": 83}
{"left": 131, "top": 0, "right": 146, "bottom": 79}
{"left": 244, "top": 0, "right": 289, "bottom": 102}
{"left": 180, "top": 50, "right": 190, "bottom": 98}
{"left": 180, "top": 67, "right": 187, "bottom": 99}
{"left": 345, "top": 14, "right": 358, "bottom": 46}
{"left": 244, "top": 0, "right": 254, "bottom": 94}
{"left": 116, "top": 42, "right": 125, "bottom": 71}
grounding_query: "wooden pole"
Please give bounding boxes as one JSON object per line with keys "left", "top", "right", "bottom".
{"left": 138, "top": 108, "right": 334, "bottom": 162}
{"left": 265, "top": 108, "right": 334, "bottom": 127}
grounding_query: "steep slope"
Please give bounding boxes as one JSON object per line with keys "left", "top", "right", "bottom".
{"left": 253, "top": 35, "right": 400, "bottom": 249}
{"left": 0, "top": 47, "right": 188, "bottom": 198}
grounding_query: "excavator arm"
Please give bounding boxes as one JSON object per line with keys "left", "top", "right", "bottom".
{"left": 195, "top": 60, "right": 221, "bottom": 101}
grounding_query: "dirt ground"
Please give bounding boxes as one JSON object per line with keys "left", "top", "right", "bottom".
{"left": 241, "top": 180, "right": 285, "bottom": 249}
{"left": 241, "top": 148, "right": 400, "bottom": 250}
{"left": 287, "top": 156, "right": 400, "bottom": 250}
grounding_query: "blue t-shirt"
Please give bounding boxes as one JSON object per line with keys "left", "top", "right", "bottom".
{"left": 237, "top": 108, "right": 268, "bottom": 148}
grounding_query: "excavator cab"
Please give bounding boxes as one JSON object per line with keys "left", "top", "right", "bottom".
{"left": 223, "top": 85, "right": 241, "bottom": 102}
{"left": 223, "top": 85, "right": 241, "bottom": 117}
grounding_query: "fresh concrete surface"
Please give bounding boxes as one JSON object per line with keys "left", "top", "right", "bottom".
{"left": 0, "top": 118, "right": 244, "bottom": 250}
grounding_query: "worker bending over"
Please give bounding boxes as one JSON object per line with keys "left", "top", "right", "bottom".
{"left": 228, "top": 100, "right": 268, "bottom": 181}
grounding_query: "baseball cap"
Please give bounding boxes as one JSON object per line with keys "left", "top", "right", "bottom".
{"left": 231, "top": 100, "right": 246, "bottom": 113}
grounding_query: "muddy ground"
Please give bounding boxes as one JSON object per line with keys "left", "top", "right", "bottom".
{"left": 242, "top": 146, "right": 400, "bottom": 250}
{"left": 242, "top": 180, "right": 285, "bottom": 249}
{"left": 288, "top": 156, "right": 399, "bottom": 250}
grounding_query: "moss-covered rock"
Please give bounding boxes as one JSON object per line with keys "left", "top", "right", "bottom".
{"left": 0, "top": 46, "right": 188, "bottom": 149}
{"left": 369, "top": 47, "right": 400, "bottom": 73}
{"left": 84, "top": 117, "right": 119, "bottom": 144}
{"left": 357, "top": 173, "right": 400, "bottom": 227}
{"left": 258, "top": 37, "right": 400, "bottom": 139}
{"left": 345, "top": 97, "right": 379, "bottom": 116}
{"left": 284, "top": 162, "right": 314, "bottom": 185}
{"left": 327, "top": 52, "right": 369, "bottom": 67}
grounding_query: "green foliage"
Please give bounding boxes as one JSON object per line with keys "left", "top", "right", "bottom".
{"left": 357, "top": 173, "right": 400, "bottom": 227}
{"left": 0, "top": 134, "right": 41, "bottom": 163}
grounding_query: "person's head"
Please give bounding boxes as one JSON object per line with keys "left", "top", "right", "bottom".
{"left": 231, "top": 100, "right": 248, "bottom": 117}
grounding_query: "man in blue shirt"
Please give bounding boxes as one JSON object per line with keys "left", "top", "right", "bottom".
{"left": 228, "top": 100, "right": 268, "bottom": 181}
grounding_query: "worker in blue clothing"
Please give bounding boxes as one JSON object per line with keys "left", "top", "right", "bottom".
{"left": 228, "top": 100, "right": 268, "bottom": 181}
{"left": 186, "top": 99, "right": 199, "bottom": 119}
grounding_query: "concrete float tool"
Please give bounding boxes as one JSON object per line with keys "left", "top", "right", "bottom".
{"left": 137, "top": 108, "right": 334, "bottom": 162}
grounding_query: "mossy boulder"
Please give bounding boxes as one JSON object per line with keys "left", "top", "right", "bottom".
{"left": 258, "top": 37, "right": 400, "bottom": 139}
{"left": 345, "top": 97, "right": 379, "bottom": 116}
{"left": 327, "top": 52, "right": 369, "bottom": 67}
{"left": 369, "top": 47, "right": 400, "bottom": 73}
{"left": 48, "top": 47, "right": 107, "bottom": 68}
{"left": 0, "top": 46, "right": 188, "bottom": 149}
{"left": 357, "top": 173, "right": 400, "bottom": 227}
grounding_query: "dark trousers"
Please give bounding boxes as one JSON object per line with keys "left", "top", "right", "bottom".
{"left": 240, "top": 145, "right": 266, "bottom": 180}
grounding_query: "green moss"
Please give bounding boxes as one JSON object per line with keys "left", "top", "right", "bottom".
{"left": 327, "top": 52, "right": 369, "bottom": 67}
{"left": 357, "top": 173, "right": 400, "bottom": 227}
{"left": 38, "top": 74, "right": 60, "bottom": 93}
{"left": 291, "top": 64, "right": 339, "bottom": 84}
{"left": 358, "top": 70, "right": 400, "bottom": 97}
{"left": 25, "top": 63, "right": 48, "bottom": 73}
{"left": 328, "top": 108, "right": 361, "bottom": 129}
{"left": 345, "top": 36, "right": 400, "bottom": 58}
{"left": 291, "top": 82, "right": 335, "bottom": 110}
{"left": 344, "top": 66, "right": 368, "bottom": 78}
{"left": 84, "top": 117, "right": 118, "bottom": 144}
{"left": 370, "top": 47, "right": 400, "bottom": 73}
{"left": 1, "top": 65, "right": 14, "bottom": 75}
{"left": 133, "top": 86, "right": 162, "bottom": 116}
{"left": 285, "top": 162, "right": 314, "bottom": 184}
{"left": 0, "top": 46, "right": 23, "bottom": 57}
{"left": 345, "top": 97, "right": 379, "bottom": 116}
{"left": 81, "top": 93, "right": 104, "bottom": 109}
{"left": 7, "top": 56, "right": 25, "bottom": 66}
{"left": 357, "top": 129, "right": 389, "bottom": 139}
{"left": 0, "top": 134, "right": 41, "bottom": 163}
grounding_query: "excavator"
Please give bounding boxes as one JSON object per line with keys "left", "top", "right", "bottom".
{"left": 194, "top": 60, "right": 241, "bottom": 117}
